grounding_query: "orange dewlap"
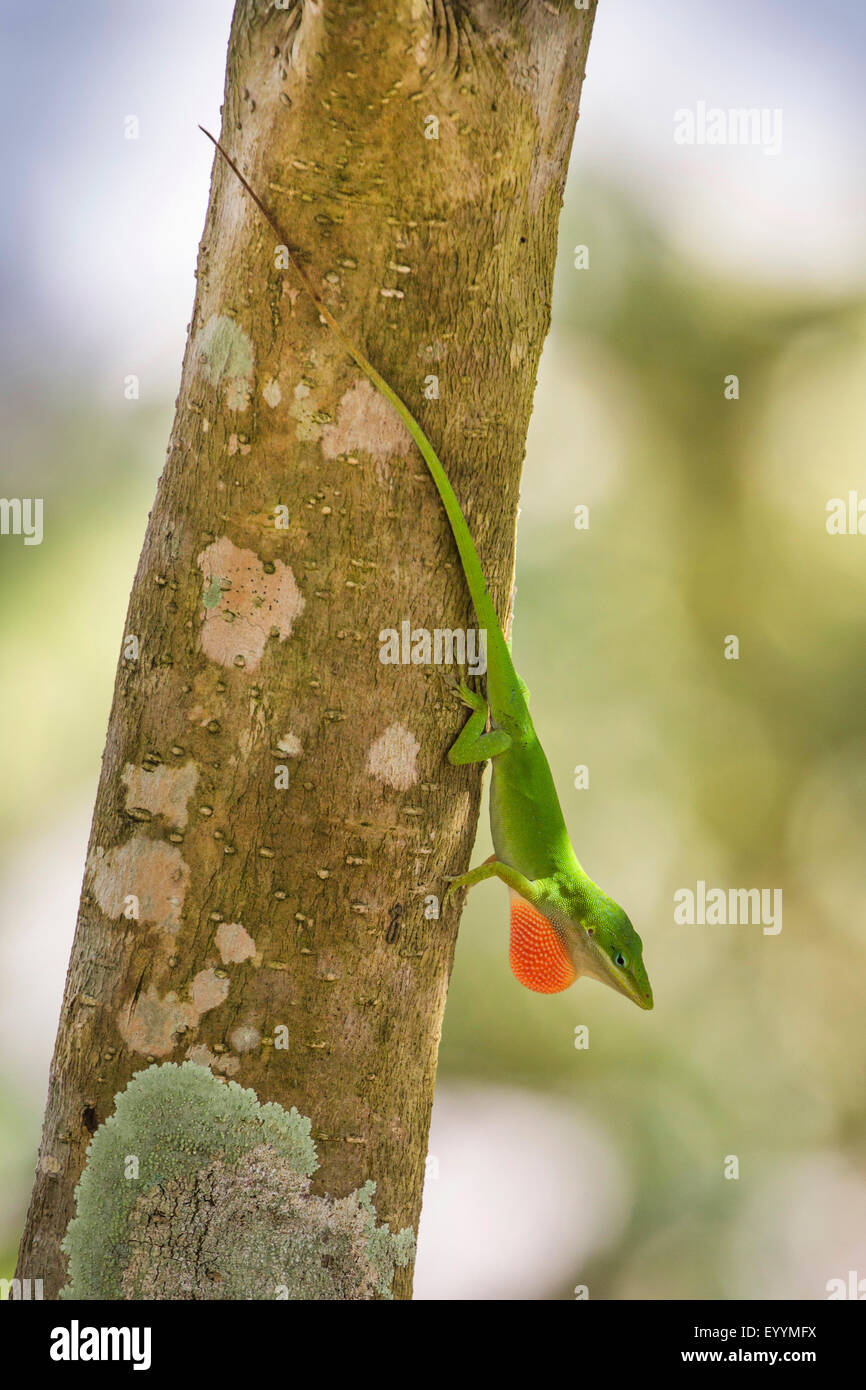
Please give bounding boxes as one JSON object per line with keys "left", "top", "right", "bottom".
{"left": 508, "top": 891, "right": 578, "bottom": 994}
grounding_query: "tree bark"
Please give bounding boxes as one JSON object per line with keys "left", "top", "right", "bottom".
{"left": 16, "top": 0, "right": 597, "bottom": 1298}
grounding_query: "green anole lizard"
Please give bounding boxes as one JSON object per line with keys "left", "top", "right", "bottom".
{"left": 201, "top": 129, "right": 653, "bottom": 1010}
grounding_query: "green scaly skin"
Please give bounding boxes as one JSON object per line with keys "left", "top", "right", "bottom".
{"left": 203, "top": 130, "right": 653, "bottom": 1011}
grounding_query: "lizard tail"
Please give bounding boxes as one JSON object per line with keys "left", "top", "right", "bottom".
{"left": 200, "top": 128, "right": 511, "bottom": 673}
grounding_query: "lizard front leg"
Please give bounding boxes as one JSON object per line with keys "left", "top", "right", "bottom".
{"left": 446, "top": 680, "right": 512, "bottom": 765}
{"left": 444, "top": 854, "right": 536, "bottom": 903}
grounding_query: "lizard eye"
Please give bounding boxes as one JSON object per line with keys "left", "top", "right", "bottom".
{"left": 614, "top": 952, "right": 626, "bottom": 967}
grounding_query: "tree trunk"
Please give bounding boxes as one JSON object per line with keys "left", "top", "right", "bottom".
{"left": 16, "top": 0, "right": 597, "bottom": 1299}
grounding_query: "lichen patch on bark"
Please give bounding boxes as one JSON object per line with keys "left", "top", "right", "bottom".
{"left": 61, "top": 1063, "right": 414, "bottom": 1300}
{"left": 193, "top": 312, "right": 254, "bottom": 412}
{"left": 196, "top": 536, "right": 305, "bottom": 671}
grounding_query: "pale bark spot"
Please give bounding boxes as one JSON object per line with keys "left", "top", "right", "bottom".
{"left": 193, "top": 313, "right": 254, "bottom": 412}
{"left": 215, "top": 921, "right": 257, "bottom": 965}
{"left": 117, "top": 987, "right": 198, "bottom": 1058}
{"left": 418, "top": 340, "right": 448, "bottom": 365}
{"left": 366, "top": 723, "right": 420, "bottom": 790}
{"left": 262, "top": 377, "right": 282, "bottom": 407}
{"left": 238, "top": 702, "right": 268, "bottom": 759}
{"left": 524, "top": 21, "right": 584, "bottom": 213}
{"left": 277, "top": 731, "right": 303, "bottom": 756}
{"left": 290, "top": 381, "right": 323, "bottom": 443}
{"left": 189, "top": 968, "right": 230, "bottom": 1014}
{"left": 185, "top": 1044, "right": 240, "bottom": 1077}
{"left": 117, "top": 969, "right": 230, "bottom": 1058}
{"left": 316, "top": 951, "right": 342, "bottom": 981}
{"left": 197, "top": 536, "right": 305, "bottom": 671}
{"left": 321, "top": 378, "right": 410, "bottom": 461}
{"left": 455, "top": 790, "right": 473, "bottom": 829}
{"left": 121, "top": 761, "right": 199, "bottom": 829}
{"left": 225, "top": 379, "right": 250, "bottom": 411}
{"left": 230, "top": 1025, "right": 261, "bottom": 1053}
{"left": 187, "top": 705, "right": 213, "bottom": 726}
{"left": 87, "top": 835, "right": 190, "bottom": 932}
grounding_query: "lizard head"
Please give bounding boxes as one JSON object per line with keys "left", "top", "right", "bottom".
{"left": 547, "top": 879, "right": 654, "bottom": 1009}
{"left": 509, "top": 877, "right": 653, "bottom": 1008}
{"left": 584, "top": 893, "right": 653, "bottom": 1009}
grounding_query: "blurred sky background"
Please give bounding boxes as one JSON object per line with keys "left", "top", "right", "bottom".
{"left": 2, "top": 0, "right": 866, "bottom": 1299}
